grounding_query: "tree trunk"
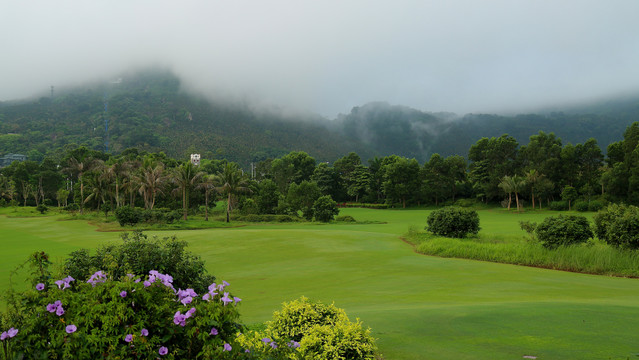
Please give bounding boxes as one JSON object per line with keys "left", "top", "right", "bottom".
{"left": 79, "top": 175, "right": 84, "bottom": 215}
{"left": 531, "top": 191, "right": 535, "bottom": 210}
{"left": 515, "top": 192, "right": 520, "bottom": 212}
{"left": 507, "top": 193, "right": 512, "bottom": 210}
{"left": 204, "top": 192, "right": 209, "bottom": 221}
{"left": 226, "top": 193, "right": 231, "bottom": 223}
{"left": 183, "top": 188, "right": 188, "bottom": 221}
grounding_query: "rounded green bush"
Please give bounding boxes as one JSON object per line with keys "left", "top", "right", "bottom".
{"left": 114, "top": 205, "right": 141, "bottom": 226}
{"left": 336, "top": 215, "right": 356, "bottom": 222}
{"left": 574, "top": 201, "right": 589, "bottom": 212}
{"left": 426, "top": 206, "right": 480, "bottom": 238}
{"left": 549, "top": 201, "right": 568, "bottom": 211}
{"left": 312, "top": 195, "right": 340, "bottom": 222}
{"left": 594, "top": 204, "right": 639, "bottom": 249}
{"left": 535, "top": 214, "right": 593, "bottom": 249}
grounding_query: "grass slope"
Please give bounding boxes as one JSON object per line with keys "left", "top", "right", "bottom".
{"left": 1, "top": 208, "right": 638, "bottom": 359}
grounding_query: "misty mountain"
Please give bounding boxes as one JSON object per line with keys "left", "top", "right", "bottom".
{"left": 1, "top": 68, "right": 638, "bottom": 166}
{"left": 332, "top": 100, "right": 638, "bottom": 161}
{"left": 0, "top": 69, "right": 374, "bottom": 165}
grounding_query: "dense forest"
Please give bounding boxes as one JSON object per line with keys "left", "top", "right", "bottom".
{"left": 2, "top": 117, "right": 639, "bottom": 223}
{"left": 2, "top": 68, "right": 639, "bottom": 166}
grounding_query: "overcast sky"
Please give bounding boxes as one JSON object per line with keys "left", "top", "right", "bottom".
{"left": 2, "top": 0, "right": 639, "bottom": 117}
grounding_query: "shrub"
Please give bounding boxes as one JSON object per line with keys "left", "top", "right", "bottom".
{"left": 114, "top": 205, "right": 141, "bottom": 226}
{"left": 549, "top": 201, "right": 568, "bottom": 211}
{"left": 574, "top": 201, "right": 589, "bottom": 212}
{"left": 336, "top": 215, "right": 356, "bottom": 222}
{"left": 2, "top": 253, "right": 243, "bottom": 360}
{"left": 236, "top": 296, "right": 378, "bottom": 360}
{"left": 63, "top": 203, "right": 80, "bottom": 212}
{"left": 535, "top": 214, "right": 593, "bottom": 249}
{"left": 594, "top": 204, "right": 639, "bottom": 249}
{"left": 64, "top": 231, "right": 215, "bottom": 294}
{"left": 312, "top": 195, "right": 340, "bottom": 222}
{"left": 426, "top": 206, "right": 480, "bottom": 238}
{"left": 588, "top": 200, "right": 605, "bottom": 212}
{"left": 36, "top": 204, "right": 48, "bottom": 214}
{"left": 454, "top": 198, "right": 476, "bottom": 208}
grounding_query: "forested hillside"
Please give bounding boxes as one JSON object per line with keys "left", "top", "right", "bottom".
{"left": 0, "top": 69, "right": 373, "bottom": 165}
{"left": 2, "top": 68, "right": 639, "bottom": 166}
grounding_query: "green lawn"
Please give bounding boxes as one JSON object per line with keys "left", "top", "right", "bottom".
{"left": 1, "top": 207, "right": 638, "bottom": 359}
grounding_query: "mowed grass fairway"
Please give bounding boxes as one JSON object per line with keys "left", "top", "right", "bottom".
{"left": 1, "top": 208, "right": 639, "bottom": 359}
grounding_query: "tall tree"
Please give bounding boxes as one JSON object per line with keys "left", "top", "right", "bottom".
{"left": 214, "top": 163, "right": 251, "bottom": 223}
{"left": 136, "top": 163, "right": 168, "bottom": 210}
{"left": 196, "top": 174, "right": 217, "bottom": 221}
{"left": 172, "top": 161, "right": 205, "bottom": 220}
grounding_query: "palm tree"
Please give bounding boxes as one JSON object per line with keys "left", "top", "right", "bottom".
{"left": 196, "top": 174, "right": 217, "bottom": 221}
{"left": 104, "top": 161, "right": 132, "bottom": 208}
{"left": 214, "top": 163, "right": 252, "bottom": 223}
{"left": 84, "top": 170, "right": 111, "bottom": 211}
{"left": 63, "top": 157, "right": 99, "bottom": 214}
{"left": 511, "top": 175, "right": 527, "bottom": 212}
{"left": 525, "top": 169, "right": 543, "bottom": 210}
{"left": 172, "top": 162, "right": 206, "bottom": 221}
{"left": 498, "top": 175, "right": 514, "bottom": 210}
{"left": 136, "top": 163, "right": 168, "bottom": 210}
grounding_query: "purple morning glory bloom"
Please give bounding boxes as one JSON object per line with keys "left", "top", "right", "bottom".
{"left": 54, "top": 280, "right": 65, "bottom": 289}
{"left": 65, "top": 325, "right": 77, "bottom": 334}
{"left": 143, "top": 280, "right": 151, "bottom": 287}
{"left": 221, "top": 292, "right": 232, "bottom": 306}
{"left": 262, "top": 337, "right": 271, "bottom": 344}
{"left": 234, "top": 296, "right": 241, "bottom": 304}
{"left": 120, "top": 291, "right": 127, "bottom": 298}
{"left": 287, "top": 340, "right": 300, "bottom": 348}
{"left": 223, "top": 343, "right": 232, "bottom": 351}
{"left": 270, "top": 342, "right": 278, "bottom": 349}
{"left": 202, "top": 293, "right": 210, "bottom": 301}
{"left": 55, "top": 305, "right": 65, "bottom": 316}
{"left": 141, "top": 328, "right": 149, "bottom": 337}
{"left": 125, "top": 334, "right": 133, "bottom": 343}
{"left": 0, "top": 332, "right": 7, "bottom": 340}
{"left": 208, "top": 283, "right": 217, "bottom": 292}
{"left": 86, "top": 271, "right": 107, "bottom": 287}
{"left": 36, "top": 283, "right": 45, "bottom": 291}
{"left": 46, "top": 303, "right": 57, "bottom": 312}
{"left": 7, "top": 328, "right": 17, "bottom": 338}
{"left": 186, "top": 307, "right": 196, "bottom": 317}
{"left": 180, "top": 296, "right": 192, "bottom": 305}
{"left": 173, "top": 311, "right": 187, "bottom": 326}
{"left": 209, "top": 327, "right": 218, "bottom": 335}
{"left": 159, "top": 346, "right": 168, "bottom": 355}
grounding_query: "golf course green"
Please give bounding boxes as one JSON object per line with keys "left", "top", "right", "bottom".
{"left": 1, "top": 208, "right": 638, "bottom": 359}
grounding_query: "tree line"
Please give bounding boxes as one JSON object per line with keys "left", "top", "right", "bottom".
{"left": 2, "top": 122, "right": 639, "bottom": 219}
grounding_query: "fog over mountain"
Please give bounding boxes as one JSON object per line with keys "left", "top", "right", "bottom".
{"left": 2, "top": 1, "right": 639, "bottom": 118}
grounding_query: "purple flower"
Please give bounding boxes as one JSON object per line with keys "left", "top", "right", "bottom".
{"left": 125, "top": 334, "right": 133, "bottom": 343}
{"left": 269, "top": 342, "right": 278, "bottom": 349}
{"left": 180, "top": 296, "right": 192, "bottom": 305}
{"left": 262, "top": 337, "right": 272, "bottom": 344}
{"left": 141, "top": 328, "right": 149, "bottom": 337}
{"left": 36, "top": 283, "right": 45, "bottom": 291}
{"left": 221, "top": 292, "right": 233, "bottom": 306}
{"left": 287, "top": 340, "right": 300, "bottom": 348}
{"left": 209, "top": 327, "right": 218, "bottom": 335}
{"left": 143, "top": 280, "right": 151, "bottom": 287}
{"left": 159, "top": 346, "right": 168, "bottom": 356}
{"left": 87, "top": 271, "right": 107, "bottom": 287}
{"left": 46, "top": 303, "right": 57, "bottom": 313}
{"left": 202, "top": 293, "right": 210, "bottom": 301}
{"left": 120, "top": 291, "right": 127, "bottom": 298}
{"left": 3, "top": 328, "right": 17, "bottom": 339}
{"left": 65, "top": 325, "right": 77, "bottom": 334}
{"left": 186, "top": 307, "right": 196, "bottom": 318}
{"left": 234, "top": 296, "right": 242, "bottom": 304}
{"left": 54, "top": 280, "right": 65, "bottom": 289}
{"left": 0, "top": 332, "right": 7, "bottom": 341}
{"left": 173, "top": 311, "right": 187, "bottom": 326}
{"left": 223, "top": 343, "right": 232, "bottom": 352}
{"left": 208, "top": 283, "right": 217, "bottom": 292}
{"left": 55, "top": 305, "right": 65, "bottom": 316}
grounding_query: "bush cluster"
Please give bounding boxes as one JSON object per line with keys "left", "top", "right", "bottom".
{"left": 426, "top": 206, "right": 480, "bottom": 238}
{"left": 115, "top": 206, "right": 182, "bottom": 226}
{"left": 64, "top": 231, "right": 215, "bottom": 294}
{"left": 234, "top": 214, "right": 298, "bottom": 222}
{"left": 535, "top": 214, "right": 593, "bottom": 248}
{"left": 237, "top": 297, "right": 378, "bottom": 360}
{"left": 594, "top": 204, "right": 639, "bottom": 249}
{"left": 312, "top": 195, "right": 340, "bottom": 222}
{"left": 2, "top": 253, "right": 242, "bottom": 359}
{"left": 336, "top": 215, "right": 356, "bottom": 222}
{"left": 549, "top": 201, "right": 569, "bottom": 211}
